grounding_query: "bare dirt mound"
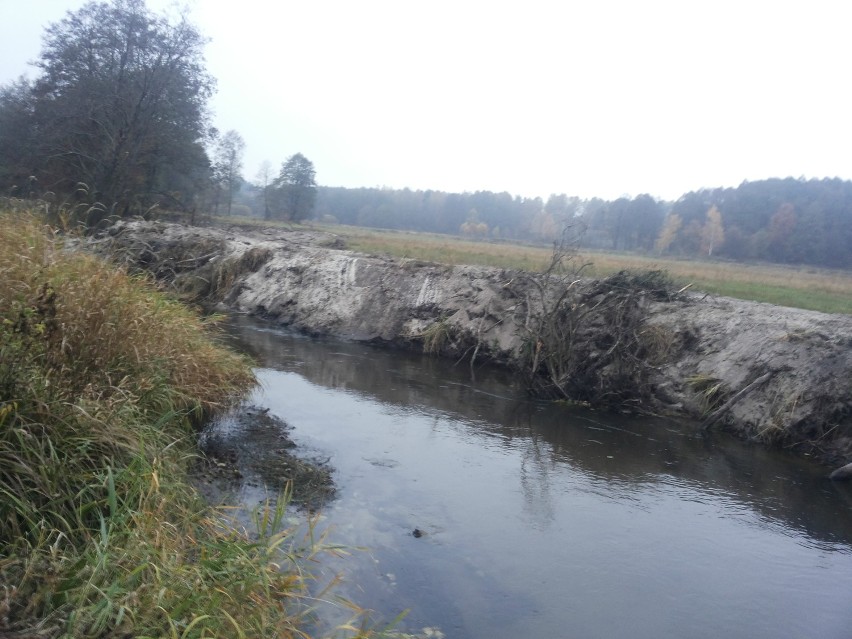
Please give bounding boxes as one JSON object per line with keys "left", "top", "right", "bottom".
{"left": 86, "top": 220, "right": 852, "bottom": 469}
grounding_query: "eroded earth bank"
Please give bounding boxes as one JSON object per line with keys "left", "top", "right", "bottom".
{"left": 85, "top": 220, "right": 852, "bottom": 471}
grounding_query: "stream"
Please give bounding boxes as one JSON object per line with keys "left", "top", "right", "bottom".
{"left": 210, "top": 314, "right": 852, "bottom": 639}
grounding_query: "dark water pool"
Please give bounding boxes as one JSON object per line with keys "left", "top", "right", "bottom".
{"left": 214, "top": 315, "right": 852, "bottom": 639}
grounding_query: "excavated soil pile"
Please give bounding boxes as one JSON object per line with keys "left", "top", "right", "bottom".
{"left": 86, "top": 220, "right": 852, "bottom": 469}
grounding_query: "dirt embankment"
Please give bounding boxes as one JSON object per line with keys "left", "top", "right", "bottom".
{"left": 86, "top": 220, "right": 852, "bottom": 469}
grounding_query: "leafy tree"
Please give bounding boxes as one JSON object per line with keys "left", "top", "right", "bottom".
{"left": 544, "top": 193, "right": 574, "bottom": 221}
{"left": 272, "top": 153, "right": 317, "bottom": 222}
{"left": 529, "top": 210, "right": 559, "bottom": 241}
{"left": 588, "top": 195, "right": 665, "bottom": 251}
{"left": 721, "top": 224, "right": 749, "bottom": 260}
{"left": 214, "top": 130, "right": 245, "bottom": 216}
{"left": 767, "top": 203, "right": 797, "bottom": 262}
{"left": 0, "top": 0, "right": 214, "bottom": 218}
{"left": 680, "top": 219, "right": 704, "bottom": 255}
{"left": 630, "top": 194, "right": 666, "bottom": 251}
{"left": 701, "top": 205, "right": 725, "bottom": 256}
{"left": 460, "top": 209, "right": 489, "bottom": 237}
{"left": 605, "top": 197, "right": 631, "bottom": 249}
{"left": 655, "top": 213, "right": 682, "bottom": 254}
{"left": 671, "top": 190, "right": 713, "bottom": 228}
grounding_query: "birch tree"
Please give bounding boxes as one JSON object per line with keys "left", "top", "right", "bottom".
{"left": 701, "top": 205, "right": 725, "bottom": 256}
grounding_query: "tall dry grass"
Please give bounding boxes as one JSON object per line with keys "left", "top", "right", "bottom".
{"left": 0, "top": 212, "right": 373, "bottom": 638}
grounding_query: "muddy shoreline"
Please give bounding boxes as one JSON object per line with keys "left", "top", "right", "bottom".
{"left": 193, "top": 405, "right": 335, "bottom": 511}
{"left": 85, "top": 220, "right": 852, "bottom": 470}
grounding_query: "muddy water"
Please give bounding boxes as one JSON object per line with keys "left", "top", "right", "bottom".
{"left": 217, "top": 315, "right": 852, "bottom": 639}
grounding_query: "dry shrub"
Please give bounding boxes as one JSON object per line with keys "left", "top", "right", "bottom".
{"left": 513, "top": 237, "right": 683, "bottom": 412}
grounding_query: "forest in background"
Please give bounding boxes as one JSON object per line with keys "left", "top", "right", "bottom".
{"left": 2, "top": 2, "right": 851, "bottom": 270}
{"left": 230, "top": 177, "right": 852, "bottom": 269}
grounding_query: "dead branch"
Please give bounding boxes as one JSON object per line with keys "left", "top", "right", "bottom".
{"left": 702, "top": 371, "right": 775, "bottom": 430}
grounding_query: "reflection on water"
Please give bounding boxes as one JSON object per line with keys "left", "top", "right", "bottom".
{"left": 219, "top": 315, "right": 852, "bottom": 639}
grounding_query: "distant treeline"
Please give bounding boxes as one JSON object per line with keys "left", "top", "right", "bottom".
{"left": 274, "top": 178, "right": 851, "bottom": 269}
{"left": 664, "top": 178, "right": 852, "bottom": 267}
{"left": 4, "top": 4, "right": 850, "bottom": 270}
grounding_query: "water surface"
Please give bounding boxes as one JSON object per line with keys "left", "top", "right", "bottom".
{"left": 216, "top": 315, "right": 852, "bottom": 639}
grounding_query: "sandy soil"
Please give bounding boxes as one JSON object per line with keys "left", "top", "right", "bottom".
{"left": 86, "top": 220, "right": 852, "bottom": 471}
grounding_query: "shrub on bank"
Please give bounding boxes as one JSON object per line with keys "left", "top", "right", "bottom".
{"left": 0, "top": 213, "right": 360, "bottom": 637}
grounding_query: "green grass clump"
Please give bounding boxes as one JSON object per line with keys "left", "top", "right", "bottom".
{"left": 0, "top": 213, "right": 364, "bottom": 637}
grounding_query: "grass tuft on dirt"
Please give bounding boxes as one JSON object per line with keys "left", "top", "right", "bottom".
{"left": 0, "top": 211, "right": 367, "bottom": 638}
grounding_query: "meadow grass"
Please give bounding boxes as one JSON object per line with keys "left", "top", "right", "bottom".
{"left": 318, "top": 224, "right": 852, "bottom": 314}
{"left": 0, "top": 211, "right": 373, "bottom": 638}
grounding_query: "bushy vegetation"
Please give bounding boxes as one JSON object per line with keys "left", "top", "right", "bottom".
{"left": 0, "top": 212, "right": 362, "bottom": 637}
{"left": 508, "top": 234, "right": 681, "bottom": 410}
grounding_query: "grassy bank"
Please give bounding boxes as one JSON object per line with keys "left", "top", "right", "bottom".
{"left": 0, "top": 213, "right": 365, "bottom": 638}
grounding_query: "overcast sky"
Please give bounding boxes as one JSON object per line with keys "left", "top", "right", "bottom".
{"left": 2, "top": 1, "right": 851, "bottom": 201}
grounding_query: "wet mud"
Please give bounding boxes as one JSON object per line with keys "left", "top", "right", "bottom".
{"left": 194, "top": 405, "right": 335, "bottom": 511}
